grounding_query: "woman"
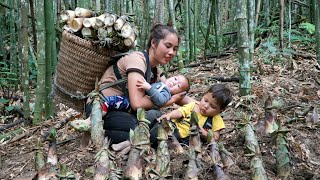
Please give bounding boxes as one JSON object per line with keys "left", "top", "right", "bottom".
{"left": 88, "top": 23, "right": 191, "bottom": 144}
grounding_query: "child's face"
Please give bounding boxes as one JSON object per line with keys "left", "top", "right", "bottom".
{"left": 165, "top": 75, "right": 189, "bottom": 94}
{"left": 199, "top": 93, "right": 222, "bottom": 117}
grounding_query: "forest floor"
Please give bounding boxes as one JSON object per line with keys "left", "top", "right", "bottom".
{"left": 0, "top": 49, "right": 320, "bottom": 180}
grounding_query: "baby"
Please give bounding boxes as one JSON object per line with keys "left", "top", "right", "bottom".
{"left": 70, "top": 74, "right": 190, "bottom": 131}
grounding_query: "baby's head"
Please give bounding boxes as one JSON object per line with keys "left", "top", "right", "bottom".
{"left": 165, "top": 74, "right": 190, "bottom": 94}
{"left": 199, "top": 84, "right": 233, "bottom": 117}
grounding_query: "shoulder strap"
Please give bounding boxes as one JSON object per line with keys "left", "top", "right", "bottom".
{"left": 99, "top": 51, "right": 151, "bottom": 95}
{"left": 203, "top": 117, "right": 213, "bottom": 129}
{"left": 142, "top": 50, "right": 151, "bottom": 83}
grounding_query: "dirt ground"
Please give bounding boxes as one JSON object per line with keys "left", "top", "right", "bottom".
{"left": 0, "top": 53, "right": 320, "bottom": 180}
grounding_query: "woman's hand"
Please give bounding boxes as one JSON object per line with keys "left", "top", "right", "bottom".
{"left": 136, "top": 79, "right": 152, "bottom": 91}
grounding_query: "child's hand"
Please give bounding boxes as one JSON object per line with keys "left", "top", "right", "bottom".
{"left": 157, "top": 114, "right": 171, "bottom": 122}
{"left": 198, "top": 125, "right": 208, "bottom": 137}
{"left": 136, "top": 79, "right": 151, "bottom": 90}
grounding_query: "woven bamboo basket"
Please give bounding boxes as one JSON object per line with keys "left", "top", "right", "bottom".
{"left": 54, "top": 30, "right": 117, "bottom": 112}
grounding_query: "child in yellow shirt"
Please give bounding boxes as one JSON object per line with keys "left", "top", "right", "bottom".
{"left": 152, "top": 84, "right": 233, "bottom": 145}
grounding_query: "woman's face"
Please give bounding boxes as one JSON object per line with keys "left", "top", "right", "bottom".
{"left": 152, "top": 33, "right": 179, "bottom": 65}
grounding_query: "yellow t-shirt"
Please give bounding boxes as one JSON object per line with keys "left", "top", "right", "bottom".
{"left": 172, "top": 102, "right": 225, "bottom": 138}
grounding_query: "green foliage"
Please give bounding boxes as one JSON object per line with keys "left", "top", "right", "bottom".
{"left": 298, "top": 22, "right": 315, "bottom": 34}
{"left": 0, "top": 61, "right": 18, "bottom": 88}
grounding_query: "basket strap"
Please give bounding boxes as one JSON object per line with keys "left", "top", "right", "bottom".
{"left": 53, "top": 74, "right": 87, "bottom": 100}
{"left": 99, "top": 78, "right": 127, "bottom": 92}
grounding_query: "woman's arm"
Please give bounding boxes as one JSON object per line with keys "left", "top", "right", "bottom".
{"left": 127, "top": 72, "right": 155, "bottom": 111}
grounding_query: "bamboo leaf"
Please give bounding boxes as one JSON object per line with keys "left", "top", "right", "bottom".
{"left": 312, "top": 107, "right": 318, "bottom": 124}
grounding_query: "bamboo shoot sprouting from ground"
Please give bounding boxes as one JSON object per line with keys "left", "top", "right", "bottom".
{"left": 161, "top": 118, "right": 184, "bottom": 154}
{"left": 46, "top": 128, "right": 58, "bottom": 166}
{"left": 240, "top": 114, "right": 268, "bottom": 180}
{"left": 275, "top": 130, "right": 291, "bottom": 179}
{"left": 94, "top": 138, "right": 121, "bottom": 180}
{"left": 125, "top": 108, "right": 151, "bottom": 179}
{"left": 264, "top": 96, "right": 279, "bottom": 134}
{"left": 185, "top": 111, "right": 202, "bottom": 179}
{"left": 207, "top": 140, "right": 230, "bottom": 180}
{"left": 148, "top": 124, "right": 171, "bottom": 179}
{"left": 218, "top": 143, "right": 234, "bottom": 168}
{"left": 241, "top": 119, "right": 260, "bottom": 155}
{"left": 35, "top": 139, "right": 45, "bottom": 171}
{"left": 90, "top": 92, "right": 104, "bottom": 149}
{"left": 212, "top": 164, "right": 231, "bottom": 180}
{"left": 250, "top": 156, "right": 268, "bottom": 180}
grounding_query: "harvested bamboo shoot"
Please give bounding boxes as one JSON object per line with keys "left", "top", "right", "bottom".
{"left": 120, "top": 22, "right": 133, "bottom": 38}
{"left": 74, "top": 7, "right": 93, "bottom": 17}
{"left": 69, "top": 18, "right": 84, "bottom": 32}
{"left": 83, "top": 17, "right": 96, "bottom": 28}
{"left": 114, "top": 15, "right": 129, "bottom": 31}
{"left": 123, "top": 31, "right": 136, "bottom": 47}
{"left": 105, "top": 13, "right": 117, "bottom": 27}
{"left": 81, "top": 27, "right": 96, "bottom": 39}
{"left": 95, "top": 14, "right": 106, "bottom": 28}
{"left": 60, "top": 10, "right": 75, "bottom": 23}
{"left": 155, "top": 124, "right": 171, "bottom": 178}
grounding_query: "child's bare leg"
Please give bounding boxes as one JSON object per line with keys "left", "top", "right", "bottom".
{"left": 111, "top": 140, "right": 131, "bottom": 151}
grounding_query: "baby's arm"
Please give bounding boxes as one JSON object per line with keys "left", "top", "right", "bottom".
{"left": 136, "top": 79, "right": 152, "bottom": 90}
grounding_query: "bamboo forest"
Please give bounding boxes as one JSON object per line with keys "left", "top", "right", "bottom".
{"left": 1, "top": 0, "right": 320, "bottom": 179}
